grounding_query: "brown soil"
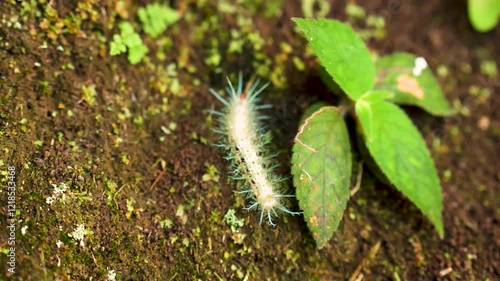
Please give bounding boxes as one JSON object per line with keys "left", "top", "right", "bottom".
{"left": 0, "top": 0, "right": 498, "bottom": 280}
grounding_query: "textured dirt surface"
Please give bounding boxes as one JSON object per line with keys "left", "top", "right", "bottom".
{"left": 0, "top": 0, "right": 498, "bottom": 280}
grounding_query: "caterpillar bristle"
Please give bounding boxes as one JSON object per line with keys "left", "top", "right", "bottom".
{"left": 278, "top": 206, "right": 302, "bottom": 215}
{"left": 271, "top": 208, "right": 279, "bottom": 217}
{"left": 265, "top": 152, "right": 280, "bottom": 159}
{"left": 236, "top": 189, "right": 252, "bottom": 194}
{"left": 209, "top": 73, "right": 296, "bottom": 226}
{"left": 268, "top": 163, "right": 281, "bottom": 170}
{"left": 208, "top": 109, "right": 224, "bottom": 116}
{"left": 225, "top": 77, "right": 236, "bottom": 94}
{"left": 255, "top": 104, "right": 273, "bottom": 110}
{"left": 209, "top": 88, "right": 230, "bottom": 106}
{"left": 246, "top": 202, "right": 259, "bottom": 211}
{"left": 274, "top": 177, "right": 289, "bottom": 183}
{"left": 248, "top": 82, "right": 269, "bottom": 103}
{"left": 247, "top": 79, "right": 261, "bottom": 94}
{"left": 256, "top": 116, "right": 271, "bottom": 120}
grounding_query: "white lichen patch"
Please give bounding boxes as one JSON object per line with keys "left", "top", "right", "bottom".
{"left": 107, "top": 269, "right": 117, "bottom": 281}
{"left": 68, "top": 224, "right": 92, "bottom": 247}
{"left": 21, "top": 225, "right": 28, "bottom": 235}
{"left": 46, "top": 182, "right": 92, "bottom": 205}
{"left": 70, "top": 224, "right": 85, "bottom": 240}
{"left": 46, "top": 183, "right": 69, "bottom": 204}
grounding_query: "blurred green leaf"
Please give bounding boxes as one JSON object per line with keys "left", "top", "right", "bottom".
{"left": 138, "top": 3, "right": 180, "bottom": 38}
{"left": 128, "top": 44, "right": 148, "bottom": 65}
{"left": 109, "top": 34, "right": 126, "bottom": 56}
{"left": 374, "top": 52, "right": 453, "bottom": 116}
{"left": 468, "top": 0, "right": 500, "bottom": 32}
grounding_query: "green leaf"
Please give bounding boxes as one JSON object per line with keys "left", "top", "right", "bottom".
{"left": 292, "top": 106, "right": 352, "bottom": 248}
{"left": 293, "top": 18, "right": 375, "bottom": 100}
{"left": 468, "top": 0, "right": 500, "bottom": 32}
{"left": 128, "top": 44, "right": 148, "bottom": 65}
{"left": 374, "top": 52, "right": 453, "bottom": 116}
{"left": 138, "top": 3, "right": 180, "bottom": 38}
{"left": 118, "top": 22, "right": 135, "bottom": 36}
{"left": 123, "top": 33, "right": 143, "bottom": 48}
{"left": 355, "top": 101, "right": 444, "bottom": 237}
{"left": 109, "top": 34, "right": 126, "bottom": 56}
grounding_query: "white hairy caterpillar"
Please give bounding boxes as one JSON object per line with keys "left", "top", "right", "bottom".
{"left": 209, "top": 73, "right": 297, "bottom": 225}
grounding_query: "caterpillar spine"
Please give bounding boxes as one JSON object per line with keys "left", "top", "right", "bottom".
{"left": 209, "top": 73, "right": 296, "bottom": 225}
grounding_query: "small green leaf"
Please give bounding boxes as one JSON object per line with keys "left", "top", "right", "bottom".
{"left": 356, "top": 101, "right": 444, "bottom": 237}
{"left": 123, "top": 33, "right": 143, "bottom": 48}
{"left": 112, "top": 22, "right": 148, "bottom": 64}
{"left": 292, "top": 106, "right": 352, "bottom": 248}
{"left": 374, "top": 52, "right": 453, "bottom": 116}
{"left": 109, "top": 34, "right": 126, "bottom": 56}
{"left": 293, "top": 18, "right": 375, "bottom": 100}
{"left": 128, "top": 44, "right": 148, "bottom": 65}
{"left": 138, "top": 3, "right": 180, "bottom": 38}
{"left": 118, "top": 22, "right": 135, "bottom": 36}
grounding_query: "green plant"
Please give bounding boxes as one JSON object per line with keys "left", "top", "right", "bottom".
{"left": 109, "top": 22, "right": 148, "bottom": 64}
{"left": 138, "top": 3, "right": 180, "bottom": 38}
{"left": 292, "top": 19, "right": 453, "bottom": 248}
{"left": 468, "top": 0, "right": 500, "bottom": 32}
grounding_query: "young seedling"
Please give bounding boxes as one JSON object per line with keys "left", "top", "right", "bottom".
{"left": 209, "top": 73, "right": 298, "bottom": 225}
{"left": 109, "top": 3, "right": 181, "bottom": 64}
{"left": 292, "top": 18, "right": 453, "bottom": 248}
{"left": 138, "top": 3, "right": 180, "bottom": 38}
{"left": 109, "top": 22, "right": 148, "bottom": 65}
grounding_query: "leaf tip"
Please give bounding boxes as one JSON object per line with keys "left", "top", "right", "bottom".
{"left": 434, "top": 218, "right": 445, "bottom": 239}
{"left": 438, "top": 229, "right": 445, "bottom": 239}
{"left": 317, "top": 242, "right": 327, "bottom": 249}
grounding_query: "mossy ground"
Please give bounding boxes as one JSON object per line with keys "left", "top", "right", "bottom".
{"left": 0, "top": 0, "right": 498, "bottom": 280}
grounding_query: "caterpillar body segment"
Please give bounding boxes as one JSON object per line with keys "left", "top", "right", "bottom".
{"left": 209, "top": 73, "right": 299, "bottom": 225}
